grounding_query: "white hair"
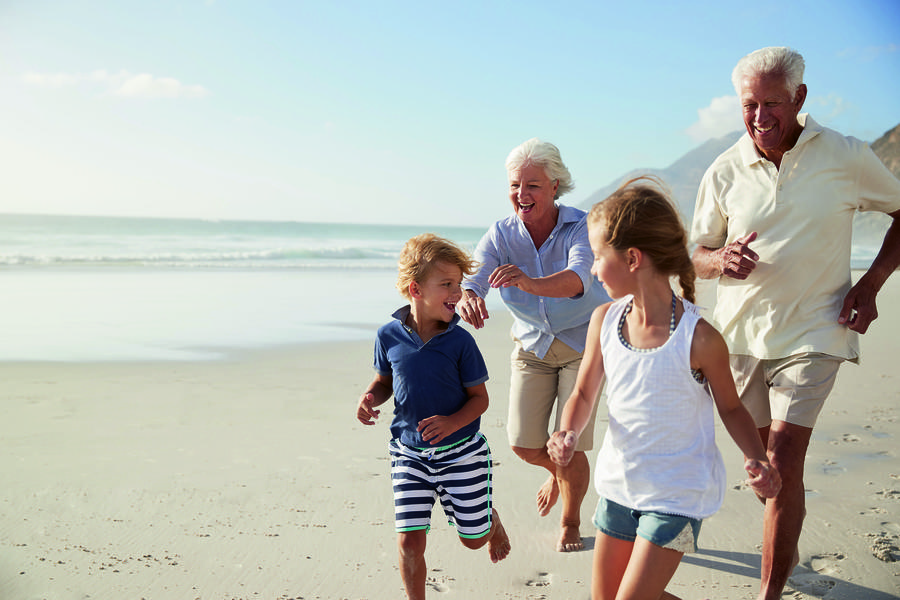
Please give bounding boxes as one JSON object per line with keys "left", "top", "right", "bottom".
{"left": 505, "top": 138, "right": 574, "bottom": 199}
{"left": 731, "top": 46, "right": 805, "bottom": 95}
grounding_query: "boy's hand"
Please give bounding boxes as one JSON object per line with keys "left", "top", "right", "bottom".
{"left": 356, "top": 393, "right": 381, "bottom": 425}
{"left": 546, "top": 430, "right": 577, "bottom": 467}
{"left": 745, "top": 458, "right": 781, "bottom": 498}
{"left": 417, "top": 415, "right": 458, "bottom": 445}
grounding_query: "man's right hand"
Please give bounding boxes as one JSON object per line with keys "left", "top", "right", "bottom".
{"left": 457, "top": 290, "right": 489, "bottom": 329}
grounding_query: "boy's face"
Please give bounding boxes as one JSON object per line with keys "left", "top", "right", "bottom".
{"left": 413, "top": 260, "right": 464, "bottom": 324}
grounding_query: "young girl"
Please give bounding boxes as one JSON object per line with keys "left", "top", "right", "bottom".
{"left": 546, "top": 177, "right": 781, "bottom": 600}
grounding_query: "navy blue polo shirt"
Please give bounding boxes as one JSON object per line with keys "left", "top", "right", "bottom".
{"left": 374, "top": 306, "right": 489, "bottom": 448}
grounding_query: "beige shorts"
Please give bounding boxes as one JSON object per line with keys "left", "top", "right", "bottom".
{"left": 507, "top": 337, "right": 601, "bottom": 451}
{"left": 730, "top": 353, "right": 843, "bottom": 429}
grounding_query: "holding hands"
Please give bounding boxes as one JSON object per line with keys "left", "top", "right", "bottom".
{"left": 744, "top": 458, "right": 781, "bottom": 498}
{"left": 546, "top": 430, "right": 578, "bottom": 467}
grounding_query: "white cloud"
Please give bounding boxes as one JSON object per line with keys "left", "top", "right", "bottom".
{"left": 111, "top": 73, "right": 208, "bottom": 99}
{"left": 23, "top": 70, "right": 209, "bottom": 99}
{"left": 685, "top": 95, "right": 743, "bottom": 143}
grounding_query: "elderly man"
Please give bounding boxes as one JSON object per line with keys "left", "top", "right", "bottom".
{"left": 691, "top": 46, "right": 900, "bottom": 600}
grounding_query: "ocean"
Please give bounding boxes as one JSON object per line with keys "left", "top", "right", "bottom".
{"left": 0, "top": 213, "right": 882, "bottom": 362}
{"left": 0, "top": 214, "right": 492, "bottom": 361}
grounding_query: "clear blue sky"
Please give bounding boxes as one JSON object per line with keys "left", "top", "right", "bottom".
{"left": 1, "top": 0, "right": 898, "bottom": 227}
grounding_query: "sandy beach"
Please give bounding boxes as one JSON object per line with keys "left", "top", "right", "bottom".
{"left": 1, "top": 276, "right": 899, "bottom": 600}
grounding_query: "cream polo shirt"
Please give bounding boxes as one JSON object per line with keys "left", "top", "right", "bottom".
{"left": 691, "top": 114, "right": 900, "bottom": 361}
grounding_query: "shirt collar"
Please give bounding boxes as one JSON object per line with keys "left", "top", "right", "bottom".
{"left": 738, "top": 113, "right": 823, "bottom": 166}
{"left": 391, "top": 305, "right": 461, "bottom": 333}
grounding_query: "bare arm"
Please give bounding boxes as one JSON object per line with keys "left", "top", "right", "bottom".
{"left": 417, "top": 382, "right": 489, "bottom": 446}
{"left": 692, "top": 320, "right": 781, "bottom": 498}
{"left": 488, "top": 265, "right": 584, "bottom": 298}
{"left": 839, "top": 208, "right": 900, "bottom": 333}
{"left": 356, "top": 373, "right": 393, "bottom": 425}
{"left": 546, "top": 304, "right": 609, "bottom": 466}
{"left": 692, "top": 232, "right": 759, "bottom": 280}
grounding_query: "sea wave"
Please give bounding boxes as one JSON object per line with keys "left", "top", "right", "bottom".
{"left": 0, "top": 245, "right": 400, "bottom": 269}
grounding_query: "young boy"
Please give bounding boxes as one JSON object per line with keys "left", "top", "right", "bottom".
{"left": 356, "top": 233, "right": 511, "bottom": 600}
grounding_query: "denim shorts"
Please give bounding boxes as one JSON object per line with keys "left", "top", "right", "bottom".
{"left": 592, "top": 497, "right": 701, "bottom": 554}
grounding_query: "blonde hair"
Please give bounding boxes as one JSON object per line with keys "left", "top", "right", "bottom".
{"left": 396, "top": 233, "right": 479, "bottom": 300}
{"left": 587, "top": 176, "right": 696, "bottom": 303}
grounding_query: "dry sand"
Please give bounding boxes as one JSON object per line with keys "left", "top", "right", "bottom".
{"left": 1, "top": 277, "right": 898, "bottom": 599}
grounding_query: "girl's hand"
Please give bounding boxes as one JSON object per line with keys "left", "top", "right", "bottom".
{"left": 547, "top": 430, "right": 578, "bottom": 466}
{"left": 356, "top": 393, "right": 380, "bottom": 425}
{"left": 745, "top": 458, "right": 781, "bottom": 498}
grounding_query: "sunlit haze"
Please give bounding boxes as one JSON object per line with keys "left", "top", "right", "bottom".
{"left": 1, "top": 1, "right": 898, "bottom": 227}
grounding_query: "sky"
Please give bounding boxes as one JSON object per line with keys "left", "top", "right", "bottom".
{"left": 1, "top": 1, "right": 898, "bottom": 228}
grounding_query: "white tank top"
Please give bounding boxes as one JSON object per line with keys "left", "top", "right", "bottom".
{"left": 594, "top": 295, "right": 726, "bottom": 519}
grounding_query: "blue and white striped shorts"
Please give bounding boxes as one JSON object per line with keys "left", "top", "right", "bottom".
{"left": 389, "top": 433, "right": 493, "bottom": 538}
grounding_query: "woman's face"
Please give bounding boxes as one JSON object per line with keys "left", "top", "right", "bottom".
{"left": 507, "top": 163, "right": 559, "bottom": 226}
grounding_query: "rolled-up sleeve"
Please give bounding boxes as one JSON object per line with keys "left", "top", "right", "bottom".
{"left": 463, "top": 225, "right": 503, "bottom": 298}
{"left": 564, "top": 217, "right": 595, "bottom": 298}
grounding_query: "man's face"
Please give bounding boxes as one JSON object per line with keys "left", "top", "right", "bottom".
{"left": 740, "top": 71, "right": 806, "bottom": 164}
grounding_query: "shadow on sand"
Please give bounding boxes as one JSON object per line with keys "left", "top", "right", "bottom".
{"left": 682, "top": 548, "right": 898, "bottom": 599}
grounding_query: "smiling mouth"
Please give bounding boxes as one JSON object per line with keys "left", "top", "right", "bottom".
{"left": 518, "top": 202, "right": 534, "bottom": 211}
{"left": 755, "top": 123, "right": 775, "bottom": 133}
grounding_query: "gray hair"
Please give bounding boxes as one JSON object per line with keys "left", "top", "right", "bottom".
{"left": 505, "top": 138, "right": 574, "bottom": 199}
{"left": 731, "top": 46, "right": 805, "bottom": 95}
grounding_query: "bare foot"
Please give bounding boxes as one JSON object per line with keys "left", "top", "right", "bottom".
{"left": 557, "top": 524, "right": 583, "bottom": 552}
{"left": 488, "top": 509, "right": 511, "bottom": 563}
{"left": 537, "top": 475, "right": 559, "bottom": 517}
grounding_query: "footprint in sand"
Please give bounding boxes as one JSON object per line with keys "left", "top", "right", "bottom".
{"left": 787, "top": 553, "right": 844, "bottom": 597}
{"left": 426, "top": 572, "right": 453, "bottom": 593}
{"left": 809, "top": 552, "right": 845, "bottom": 575}
{"left": 525, "top": 571, "right": 552, "bottom": 587}
{"left": 821, "top": 459, "right": 846, "bottom": 476}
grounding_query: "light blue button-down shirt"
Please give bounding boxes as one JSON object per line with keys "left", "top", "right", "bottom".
{"left": 463, "top": 204, "right": 610, "bottom": 359}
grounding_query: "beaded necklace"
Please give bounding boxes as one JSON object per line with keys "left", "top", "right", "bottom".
{"left": 617, "top": 291, "right": 706, "bottom": 383}
{"left": 617, "top": 291, "right": 677, "bottom": 353}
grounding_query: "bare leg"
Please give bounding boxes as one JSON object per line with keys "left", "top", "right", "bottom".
{"left": 557, "top": 450, "right": 590, "bottom": 552}
{"left": 616, "top": 537, "right": 684, "bottom": 600}
{"left": 398, "top": 529, "right": 427, "bottom": 600}
{"left": 757, "top": 420, "right": 812, "bottom": 600}
{"left": 513, "top": 445, "right": 589, "bottom": 552}
{"left": 592, "top": 531, "right": 632, "bottom": 600}
{"left": 592, "top": 531, "right": 684, "bottom": 600}
{"left": 460, "top": 508, "right": 511, "bottom": 562}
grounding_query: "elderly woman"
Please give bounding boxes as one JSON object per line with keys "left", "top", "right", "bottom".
{"left": 457, "top": 138, "right": 609, "bottom": 552}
